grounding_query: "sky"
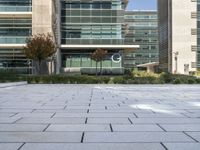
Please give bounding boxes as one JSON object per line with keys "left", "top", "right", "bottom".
{"left": 127, "top": 0, "right": 157, "bottom": 10}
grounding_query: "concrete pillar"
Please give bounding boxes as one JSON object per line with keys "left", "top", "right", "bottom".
{"left": 32, "top": 0, "right": 53, "bottom": 34}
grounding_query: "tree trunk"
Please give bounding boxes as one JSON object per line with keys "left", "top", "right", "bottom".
{"left": 38, "top": 59, "right": 42, "bottom": 75}
{"left": 100, "top": 61, "right": 102, "bottom": 75}
{"left": 96, "top": 61, "right": 98, "bottom": 76}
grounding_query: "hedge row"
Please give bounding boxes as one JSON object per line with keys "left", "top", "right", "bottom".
{"left": 26, "top": 73, "right": 200, "bottom": 84}
{"left": 1, "top": 71, "right": 200, "bottom": 84}
{"left": 26, "top": 75, "right": 111, "bottom": 84}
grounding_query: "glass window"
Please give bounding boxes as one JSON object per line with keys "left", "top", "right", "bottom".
{"left": 71, "top": 3, "right": 80, "bottom": 8}
{"left": 102, "top": 2, "right": 111, "bottom": 9}
{"left": 81, "top": 3, "right": 90, "bottom": 9}
{"left": 92, "top": 3, "right": 101, "bottom": 9}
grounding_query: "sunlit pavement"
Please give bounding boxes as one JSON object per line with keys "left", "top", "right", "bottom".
{"left": 0, "top": 84, "right": 200, "bottom": 150}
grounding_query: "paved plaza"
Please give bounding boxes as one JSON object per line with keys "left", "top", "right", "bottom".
{"left": 0, "top": 84, "right": 200, "bottom": 150}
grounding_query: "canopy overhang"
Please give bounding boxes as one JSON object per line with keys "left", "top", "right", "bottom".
{"left": 61, "top": 45, "right": 140, "bottom": 50}
{"left": 0, "top": 44, "right": 26, "bottom": 49}
{"left": 0, "top": 12, "right": 32, "bottom": 18}
{"left": 137, "top": 62, "right": 159, "bottom": 68}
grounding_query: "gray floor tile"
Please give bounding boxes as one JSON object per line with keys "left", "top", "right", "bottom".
{"left": 0, "top": 132, "right": 82, "bottom": 142}
{"left": 164, "top": 143, "right": 200, "bottom": 150}
{"left": 0, "top": 143, "right": 23, "bottom": 150}
{"left": 20, "top": 143, "right": 165, "bottom": 150}
{"left": 46, "top": 124, "right": 110, "bottom": 132}
{"left": 84, "top": 132, "right": 194, "bottom": 142}
{"left": 0, "top": 124, "right": 48, "bottom": 131}
{"left": 17, "top": 117, "right": 86, "bottom": 124}
{"left": 112, "top": 124, "right": 163, "bottom": 131}
{"left": 160, "top": 124, "right": 200, "bottom": 131}
{"left": 87, "top": 118, "right": 130, "bottom": 124}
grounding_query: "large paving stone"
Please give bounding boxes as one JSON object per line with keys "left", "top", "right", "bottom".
{"left": 183, "top": 112, "right": 200, "bottom": 118}
{"left": 112, "top": 124, "right": 163, "bottom": 132}
{"left": 135, "top": 113, "right": 185, "bottom": 118}
{"left": 0, "top": 143, "right": 23, "bottom": 150}
{"left": 46, "top": 124, "right": 111, "bottom": 132}
{"left": 163, "top": 143, "right": 200, "bottom": 150}
{"left": 160, "top": 124, "right": 200, "bottom": 131}
{"left": 54, "top": 113, "right": 135, "bottom": 118}
{"left": 15, "top": 113, "right": 54, "bottom": 118}
{"left": 0, "top": 113, "right": 15, "bottom": 117}
{"left": 17, "top": 117, "right": 86, "bottom": 124}
{"left": 0, "top": 124, "right": 48, "bottom": 131}
{"left": 20, "top": 143, "right": 165, "bottom": 150}
{"left": 87, "top": 118, "right": 130, "bottom": 124}
{"left": 84, "top": 132, "right": 194, "bottom": 143}
{"left": 34, "top": 109, "right": 88, "bottom": 113}
{"left": 0, "top": 109, "right": 32, "bottom": 113}
{"left": 0, "top": 132, "right": 82, "bottom": 142}
{"left": 0, "top": 117, "right": 21, "bottom": 124}
{"left": 129, "top": 118, "right": 200, "bottom": 124}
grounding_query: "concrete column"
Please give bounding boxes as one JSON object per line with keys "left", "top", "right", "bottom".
{"left": 32, "top": 0, "right": 53, "bottom": 34}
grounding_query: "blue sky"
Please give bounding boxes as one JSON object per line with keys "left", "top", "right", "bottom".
{"left": 127, "top": 0, "right": 157, "bottom": 10}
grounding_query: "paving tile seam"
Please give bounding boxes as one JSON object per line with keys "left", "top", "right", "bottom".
{"left": 0, "top": 142, "right": 198, "bottom": 144}
{"left": 12, "top": 117, "right": 23, "bottom": 124}
{"left": 81, "top": 132, "right": 85, "bottom": 143}
{"left": 42, "top": 124, "right": 51, "bottom": 132}
{"left": 183, "top": 132, "right": 199, "bottom": 142}
{"left": 17, "top": 143, "right": 25, "bottom": 150}
{"left": 156, "top": 124, "right": 167, "bottom": 132}
{"left": 160, "top": 142, "right": 168, "bottom": 150}
{"left": 0, "top": 131, "right": 198, "bottom": 133}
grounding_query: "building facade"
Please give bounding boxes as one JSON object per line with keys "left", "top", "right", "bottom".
{"left": 0, "top": 0, "right": 32, "bottom": 73}
{"left": 158, "top": 0, "right": 197, "bottom": 74}
{"left": 124, "top": 10, "right": 159, "bottom": 70}
{"left": 0, "top": 0, "right": 138, "bottom": 74}
{"left": 60, "top": 0, "right": 138, "bottom": 74}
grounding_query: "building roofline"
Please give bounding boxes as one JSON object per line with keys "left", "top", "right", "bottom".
{"left": 137, "top": 62, "right": 159, "bottom": 67}
{"left": 125, "top": 10, "right": 157, "bottom": 12}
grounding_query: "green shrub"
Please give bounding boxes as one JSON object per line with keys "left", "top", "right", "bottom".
{"left": 112, "top": 76, "right": 125, "bottom": 84}
{"left": 159, "top": 72, "right": 173, "bottom": 83}
{"left": 173, "top": 78, "right": 182, "bottom": 84}
{"left": 26, "top": 75, "right": 111, "bottom": 84}
{"left": 132, "top": 71, "right": 159, "bottom": 78}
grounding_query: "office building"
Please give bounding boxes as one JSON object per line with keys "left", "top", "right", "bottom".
{"left": 0, "top": 0, "right": 138, "bottom": 74}
{"left": 124, "top": 10, "right": 159, "bottom": 70}
{"left": 158, "top": 0, "right": 197, "bottom": 74}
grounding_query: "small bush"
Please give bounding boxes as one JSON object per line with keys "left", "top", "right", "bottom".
{"left": 159, "top": 72, "right": 173, "bottom": 83}
{"left": 112, "top": 76, "right": 125, "bottom": 84}
{"left": 173, "top": 78, "right": 182, "bottom": 84}
{"left": 132, "top": 71, "right": 159, "bottom": 78}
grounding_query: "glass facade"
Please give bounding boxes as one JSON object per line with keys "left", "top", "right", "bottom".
{"left": 0, "top": 0, "right": 32, "bottom": 73}
{"left": 61, "top": 0, "right": 126, "bottom": 73}
{"left": 0, "top": 17, "right": 32, "bottom": 73}
{"left": 61, "top": 51, "right": 121, "bottom": 68}
{"left": 124, "top": 11, "right": 159, "bottom": 69}
{"left": 0, "top": 18, "right": 32, "bottom": 44}
{"left": 0, "top": 0, "right": 32, "bottom": 12}
{"left": 61, "top": 0, "right": 125, "bottom": 45}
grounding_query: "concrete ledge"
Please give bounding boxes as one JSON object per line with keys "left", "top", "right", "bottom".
{"left": 0, "top": 82, "right": 27, "bottom": 88}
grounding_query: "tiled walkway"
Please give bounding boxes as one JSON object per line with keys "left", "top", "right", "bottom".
{"left": 0, "top": 84, "right": 200, "bottom": 150}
